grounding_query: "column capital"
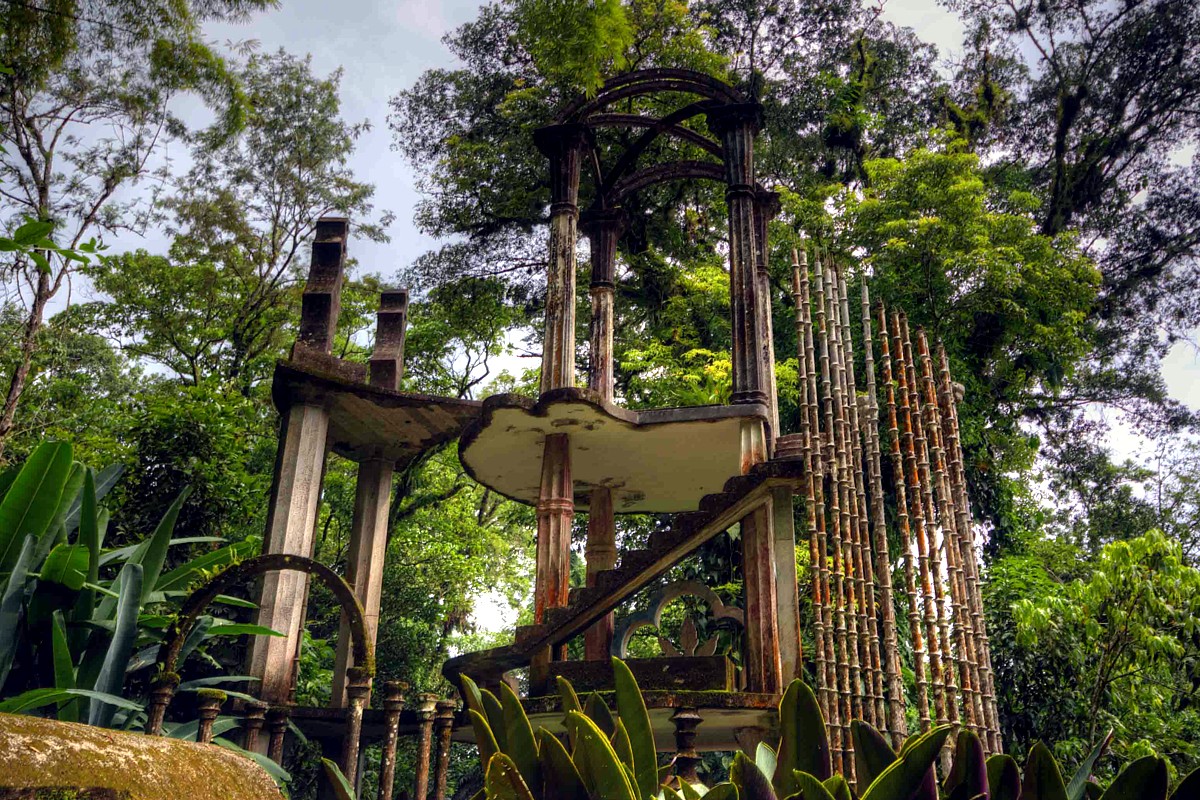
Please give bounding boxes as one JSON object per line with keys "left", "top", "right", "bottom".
{"left": 705, "top": 102, "right": 765, "bottom": 137}
{"left": 533, "top": 123, "right": 593, "bottom": 158}
{"left": 754, "top": 188, "right": 782, "bottom": 221}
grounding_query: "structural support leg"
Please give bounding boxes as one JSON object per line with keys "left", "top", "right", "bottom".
{"left": 432, "top": 700, "right": 457, "bottom": 800}
{"left": 413, "top": 694, "right": 438, "bottom": 800}
{"left": 772, "top": 486, "right": 802, "bottom": 681}
{"left": 672, "top": 707, "right": 702, "bottom": 785}
{"left": 741, "top": 500, "right": 783, "bottom": 694}
{"left": 378, "top": 681, "right": 408, "bottom": 800}
{"left": 333, "top": 458, "right": 394, "bottom": 707}
{"left": 250, "top": 402, "right": 329, "bottom": 703}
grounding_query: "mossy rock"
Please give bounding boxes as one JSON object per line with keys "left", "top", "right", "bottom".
{"left": 0, "top": 713, "right": 283, "bottom": 800}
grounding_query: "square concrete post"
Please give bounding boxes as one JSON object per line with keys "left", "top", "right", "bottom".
{"left": 741, "top": 497, "right": 783, "bottom": 694}
{"left": 772, "top": 485, "right": 802, "bottom": 681}
{"left": 331, "top": 457, "right": 394, "bottom": 707}
{"left": 250, "top": 401, "right": 330, "bottom": 703}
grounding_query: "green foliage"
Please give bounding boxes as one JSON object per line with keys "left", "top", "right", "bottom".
{"left": 515, "top": 0, "right": 633, "bottom": 94}
{"left": 0, "top": 441, "right": 264, "bottom": 729}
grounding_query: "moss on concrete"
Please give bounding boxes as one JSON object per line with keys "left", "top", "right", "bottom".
{"left": 0, "top": 713, "right": 283, "bottom": 800}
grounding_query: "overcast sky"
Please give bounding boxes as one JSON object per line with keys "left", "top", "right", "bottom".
{"left": 191, "top": 0, "right": 1199, "bottom": 462}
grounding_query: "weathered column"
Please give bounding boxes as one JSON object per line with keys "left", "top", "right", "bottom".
{"left": 242, "top": 701, "right": 267, "bottom": 753}
{"left": 196, "top": 689, "right": 225, "bottom": 744}
{"left": 369, "top": 289, "right": 409, "bottom": 389}
{"left": 145, "top": 672, "right": 178, "bottom": 736}
{"left": 741, "top": 498, "right": 783, "bottom": 694}
{"left": 266, "top": 705, "right": 291, "bottom": 764}
{"left": 671, "top": 707, "right": 702, "bottom": 784}
{"left": 707, "top": 103, "right": 767, "bottom": 410}
{"left": 432, "top": 700, "right": 457, "bottom": 800}
{"left": 378, "top": 681, "right": 408, "bottom": 800}
{"left": 582, "top": 208, "right": 623, "bottom": 661}
{"left": 771, "top": 485, "right": 802, "bottom": 681}
{"left": 250, "top": 219, "right": 347, "bottom": 703}
{"left": 413, "top": 694, "right": 439, "bottom": 800}
{"left": 340, "top": 667, "right": 372, "bottom": 786}
{"left": 753, "top": 189, "right": 781, "bottom": 437}
{"left": 531, "top": 124, "right": 587, "bottom": 681}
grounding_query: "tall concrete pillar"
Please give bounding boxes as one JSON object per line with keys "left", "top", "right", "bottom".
{"left": 753, "top": 190, "right": 782, "bottom": 437}
{"left": 772, "top": 485, "right": 802, "bottom": 681}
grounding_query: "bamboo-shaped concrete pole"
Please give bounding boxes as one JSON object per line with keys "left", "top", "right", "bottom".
{"left": 413, "top": 693, "right": 438, "bottom": 800}
{"left": 937, "top": 344, "right": 1003, "bottom": 752}
{"left": 891, "top": 311, "right": 947, "bottom": 727}
{"left": 432, "top": 700, "right": 457, "bottom": 800}
{"left": 378, "top": 681, "right": 408, "bottom": 800}
{"left": 792, "top": 250, "right": 830, "bottom": 723}
{"left": 861, "top": 287, "right": 908, "bottom": 744}
{"left": 196, "top": 689, "right": 225, "bottom": 745}
{"left": 878, "top": 306, "right": 931, "bottom": 732}
{"left": 266, "top": 705, "right": 290, "bottom": 765}
{"left": 825, "top": 257, "right": 865, "bottom": 730}
{"left": 898, "top": 314, "right": 958, "bottom": 728}
{"left": 835, "top": 264, "right": 885, "bottom": 727}
{"left": 916, "top": 331, "right": 984, "bottom": 737}
{"left": 241, "top": 701, "right": 267, "bottom": 753}
{"left": 813, "top": 259, "right": 851, "bottom": 773}
{"left": 341, "top": 667, "right": 372, "bottom": 786}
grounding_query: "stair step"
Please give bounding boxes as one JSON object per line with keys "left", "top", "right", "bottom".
{"left": 620, "top": 548, "right": 656, "bottom": 571}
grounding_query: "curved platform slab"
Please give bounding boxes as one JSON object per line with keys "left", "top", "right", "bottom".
{"left": 459, "top": 388, "right": 768, "bottom": 513}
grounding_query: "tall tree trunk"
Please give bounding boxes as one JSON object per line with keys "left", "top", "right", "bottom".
{"left": 0, "top": 268, "right": 51, "bottom": 461}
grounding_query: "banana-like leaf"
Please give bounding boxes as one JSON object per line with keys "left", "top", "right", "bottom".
{"left": 613, "top": 657, "right": 658, "bottom": 800}
{"left": 821, "top": 776, "right": 850, "bottom": 800}
{"left": 1100, "top": 756, "right": 1167, "bottom": 800}
{"left": 62, "top": 464, "right": 122, "bottom": 536}
{"left": 784, "top": 771, "right": 834, "bottom": 800}
{"left": 0, "top": 441, "right": 73, "bottom": 573}
{"left": 69, "top": 470, "right": 102, "bottom": 647}
{"left": 585, "top": 692, "right": 617, "bottom": 738}
{"left": 87, "top": 563, "right": 142, "bottom": 727}
{"left": 731, "top": 751, "right": 777, "bottom": 800}
{"left": 852, "top": 720, "right": 897, "bottom": 790}
{"left": 612, "top": 718, "right": 635, "bottom": 769}
{"left": 0, "top": 686, "right": 142, "bottom": 714}
{"left": 539, "top": 728, "right": 588, "bottom": 800}
{"left": 50, "top": 463, "right": 84, "bottom": 537}
{"left": 558, "top": 675, "right": 583, "bottom": 749}
{"left": 987, "top": 755, "right": 1021, "bottom": 800}
{"left": 50, "top": 610, "right": 77, "bottom": 722}
{"left": 944, "top": 729, "right": 987, "bottom": 798}
{"left": 1172, "top": 766, "right": 1200, "bottom": 800}
{"left": 149, "top": 536, "right": 258, "bottom": 593}
{"left": 462, "top": 673, "right": 487, "bottom": 717}
{"left": 663, "top": 788, "right": 685, "bottom": 800}
{"left": 469, "top": 709, "right": 501, "bottom": 770}
{"left": 1022, "top": 743, "right": 1069, "bottom": 800}
{"left": 1067, "top": 731, "right": 1113, "bottom": 800}
{"left": 483, "top": 687, "right": 510, "bottom": 753}
{"left": 488, "top": 752, "right": 539, "bottom": 800}
{"left": 322, "top": 757, "right": 357, "bottom": 800}
{"left": 41, "top": 542, "right": 89, "bottom": 590}
{"left": 206, "top": 622, "right": 285, "bottom": 637}
{"left": 775, "top": 680, "right": 832, "bottom": 797}
{"left": 568, "top": 711, "right": 638, "bottom": 800}
{"left": 501, "top": 681, "right": 541, "bottom": 790}
{"left": 0, "top": 534, "right": 35, "bottom": 688}
{"left": 680, "top": 780, "right": 708, "bottom": 800}
{"left": 860, "top": 725, "right": 953, "bottom": 800}
{"left": 756, "top": 742, "right": 778, "bottom": 781}
{"left": 167, "top": 716, "right": 241, "bottom": 742}
{"left": 132, "top": 487, "right": 191, "bottom": 604}
{"left": 213, "top": 738, "right": 290, "bottom": 787}
{"left": 704, "top": 784, "right": 738, "bottom": 800}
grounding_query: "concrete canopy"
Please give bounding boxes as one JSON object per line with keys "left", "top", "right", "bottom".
{"left": 460, "top": 387, "right": 768, "bottom": 513}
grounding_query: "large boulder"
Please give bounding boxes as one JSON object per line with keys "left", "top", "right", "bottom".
{"left": 0, "top": 713, "right": 284, "bottom": 799}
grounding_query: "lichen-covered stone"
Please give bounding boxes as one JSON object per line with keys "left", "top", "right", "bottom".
{"left": 0, "top": 713, "right": 284, "bottom": 800}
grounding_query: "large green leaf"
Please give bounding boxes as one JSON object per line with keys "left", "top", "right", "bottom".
{"left": 1100, "top": 757, "right": 1168, "bottom": 800}
{"left": 63, "top": 464, "right": 122, "bottom": 536}
{"left": 786, "top": 772, "right": 834, "bottom": 800}
{"left": 501, "top": 680, "right": 541, "bottom": 790}
{"left": 944, "top": 729, "right": 987, "bottom": 799}
{"left": 154, "top": 536, "right": 258, "bottom": 592}
{"left": 704, "top": 784, "right": 738, "bottom": 800}
{"left": 612, "top": 657, "right": 658, "bottom": 799}
{"left": 538, "top": 727, "right": 588, "bottom": 800}
{"left": 756, "top": 742, "right": 778, "bottom": 781}
{"left": 1022, "top": 743, "right": 1069, "bottom": 800}
{"left": 852, "top": 720, "right": 897, "bottom": 790}
{"left": 585, "top": 691, "right": 616, "bottom": 738}
{"left": 776, "top": 680, "right": 832, "bottom": 796}
{"left": 483, "top": 687, "right": 510, "bottom": 753}
{"left": 568, "top": 711, "right": 638, "bottom": 800}
{"left": 558, "top": 674, "right": 584, "bottom": 749}
{"left": 860, "top": 725, "right": 952, "bottom": 800}
{"left": 322, "top": 757, "right": 357, "bottom": 800}
{"left": 0, "top": 534, "right": 35, "bottom": 688}
{"left": 611, "top": 719, "right": 634, "bottom": 770}
{"left": 469, "top": 709, "right": 501, "bottom": 770}
{"left": 987, "top": 755, "right": 1021, "bottom": 800}
{"left": 0, "top": 686, "right": 142, "bottom": 714}
{"left": 131, "top": 487, "right": 191, "bottom": 603}
{"left": 212, "top": 738, "right": 291, "bottom": 787}
{"left": 488, "top": 753, "right": 538, "bottom": 800}
{"left": 731, "top": 751, "right": 777, "bottom": 800}
{"left": 50, "top": 610, "right": 77, "bottom": 722}
{"left": 87, "top": 563, "right": 143, "bottom": 727}
{"left": 50, "top": 463, "right": 84, "bottom": 537}
{"left": 1068, "top": 731, "right": 1113, "bottom": 800}
{"left": 205, "top": 622, "right": 284, "bottom": 637}
{"left": 1172, "top": 767, "right": 1200, "bottom": 800}
{"left": 821, "top": 776, "right": 850, "bottom": 800}
{"left": 41, "top": 542, "right": 89, "bottom": 590}
{"left": 0, "top": 441, "right": 73, "bottom": 573}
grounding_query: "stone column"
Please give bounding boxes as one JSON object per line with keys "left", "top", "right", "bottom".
{"left": 741, "top": 499, "right": 783, "bottom": 694}
{"left": 332, "top": 458, "right": 393, "bottom": 707}
{"left": 707, "top": 104, "right": 767, "bottom": 410}
{"left": 340, "top": 667, "right": 372, "bottom": 786}
{"left": 432, "top": 700, "right": 457, "bottom": 800}
{"left": 250, "top": 219, "right": 347, "bottom": 704}
{"left": 531, "top": 124, "right": 587, "bottom": 681}
{"left": 242, "top": 701, "right": 267, "bottom": 753}
{"left": 582, "top": 208, "right": 623, "bottom": 661}
{"left": 196, "top": 689, "right": 226, "bottom": 744}
{"left": 753, "top": 190, "right": 782, "bottom": 438}
{"left": 378, "top": 681, "right": 408, "bottom": 800}
{"left": 413, "top": 694, "right": 439, "bottom": 800}
{"left": 771, "top": 486, "right": 802, "bottom": 681}
{"left": 671, "top": 707, "right": 702, "bottom": 784}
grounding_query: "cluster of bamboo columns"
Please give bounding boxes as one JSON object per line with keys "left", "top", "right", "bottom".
{"left": 790, "top": 249, "right": 1001, "bottom": 773}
